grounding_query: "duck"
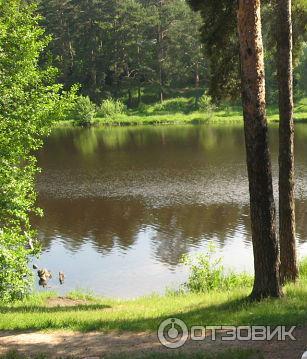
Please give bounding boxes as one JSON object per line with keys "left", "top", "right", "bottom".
{"left": 37, "top": 268, "right": 52, "bottom": 288}
{"left": 59, "top": 272, "right": 65, "bottom": 285}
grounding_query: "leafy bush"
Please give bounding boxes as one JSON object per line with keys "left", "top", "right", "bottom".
{"left": 71, "top": 96, "right": 96, "bottom": 126}
{"left": 197, "top": 93, "right": 216, "bottom": 113}
{"left": 97, "top": 99, "right": 126, "bottom": 118}
{"left": 0, "top": 0, "right": 70, "bottom": 302}
{"left": 181, "top": 245, "right": 253, "bottom": 293}
{"left": 47, "top": 84, "right": 80, "bottom": 122}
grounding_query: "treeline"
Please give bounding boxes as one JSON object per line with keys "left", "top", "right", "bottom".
{"left": 188, "top": 0, "right": 307, "bottom": 103}
{"left": 38, "top": 0, "right": 307, "bottom": 106}
{"left": 39, "top": 0, "right": 206, "bottom": 105}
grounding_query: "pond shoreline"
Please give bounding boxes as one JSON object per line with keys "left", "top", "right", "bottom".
{"left": 54, "top": 97, "right": 307, "bottom": 128}
{"left": 1, "top": 262, "right": 307, "bottom": 332}
{"left": 54, "top": 113, "right": 307, "bottom": 128}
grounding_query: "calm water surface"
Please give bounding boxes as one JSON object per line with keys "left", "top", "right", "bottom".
{"left": 33, "top": 124, "right": 307, "bottom": 297}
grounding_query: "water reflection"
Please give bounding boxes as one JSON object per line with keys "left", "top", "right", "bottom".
{"left": 33, "top": 124, "right": 307, "bottom": 297}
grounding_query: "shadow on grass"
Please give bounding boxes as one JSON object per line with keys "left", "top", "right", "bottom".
{"left": 1, "top": 349, "right": 264, "bottom": 359}
{"left": 0, "top": 303, "right": 110, "bottom": 314}
{"left": 1, "top": 288, "right": 307, "bottom": 333}
{"left": 80, "top": 294, "right": 307, "bottom": 332}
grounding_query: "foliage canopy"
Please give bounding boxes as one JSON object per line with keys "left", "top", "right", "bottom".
{"left": 0, "top": 0, "right": 64, "bottom": 301}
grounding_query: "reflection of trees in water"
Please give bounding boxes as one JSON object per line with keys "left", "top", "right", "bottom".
{"left": 38, "top": 125, "right": 250, "bottom": 166}
{"left": 33, "top": 196, "right": 306, "bottom": 266}
{"left": 73, "top": 129, "right": 99, "bottom": 156}
{"left": 33, "top": 198, "right": 147, "bottom": 254}
{"left": 150, "top": 204, "right": 251, "bottom": 266}
{"left": 34, "top": 197, "right": 255, "bottom": 266}
{"left": 35, "top": 124, "right": 307, "bottom": 265}
{"left": 296, "top": 199, "right": 307, "bottom": 242}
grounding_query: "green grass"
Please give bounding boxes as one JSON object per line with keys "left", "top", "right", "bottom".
{"left": 1, "top": 349, "right": 264, "bottom": 359}
{"left": 1, "top": 260, "right": 307, "bottom": 332}
{"left": 56, "top": 97, "right": 307, "bottom": 128}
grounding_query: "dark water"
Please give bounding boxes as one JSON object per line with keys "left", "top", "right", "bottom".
{"left": 33, "top": 124, "right": 307, "bottom": 297}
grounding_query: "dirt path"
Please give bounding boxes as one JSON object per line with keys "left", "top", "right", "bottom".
{"left": 1, "top": 327, "right": 307, "bottom": 359}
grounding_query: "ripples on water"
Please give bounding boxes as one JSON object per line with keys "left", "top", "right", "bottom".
{"left": 33, "top": 124, "right": 307, "bottom": 297}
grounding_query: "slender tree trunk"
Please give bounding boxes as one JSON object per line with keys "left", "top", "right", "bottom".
{"left": 159, "top": 64, "right": 164, "bottom": 103}
{"left": 237, "top": 0, "right": 282, "bottom": 300}
{"left": 137, "top": 84, "right": 142, "bottom": 106}
{"left": 158, "top": 0, "right": 164, "bottom": 103}
{"left": 128, "top": 88, "right": 133, "bottom": 108}
{"left": 91, "top": 49, "right": 97, "bottom": 98}
{"left": 195, "top": 62, "right": 200, "bottom": 88}
{"left": 137, "top": 45, "right": 142, "bottom": 107}
{"left": 276, "top": 0, "right": 298, "bottom": 283}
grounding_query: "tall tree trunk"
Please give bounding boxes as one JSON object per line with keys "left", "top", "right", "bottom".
{"left": 137, "top": 84, "right": 142, "bottom": 106}
{"left": 195, "top": 62, "right": 200, "bottom": 88}
{"left": 159, "top": 64, "right": 164, "bottom": 103}
{"left": 137, "top": 45, "right": 142, "bottom": 107}
{"left": 90, "top": 49, "right": 97, "bottom": 99}
{"left": 158, "top": 0, "right": 164, "bottom": 103}
{"left": 128, "top": 88, "right": 133, "bottom": 108}
{"left": 276, "top": 0, "right": 298, "bottom": 283}
{"left": 237, "top": 0, "right": 282, "bottom": 300}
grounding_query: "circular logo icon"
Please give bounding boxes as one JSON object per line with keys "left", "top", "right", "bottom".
{"left": 157, "top": 318, "right": 189, "bottom": 349}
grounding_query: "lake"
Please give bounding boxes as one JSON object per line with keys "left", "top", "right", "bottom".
{"left": 33, "top": 124, "right": 307, "bottom": 297}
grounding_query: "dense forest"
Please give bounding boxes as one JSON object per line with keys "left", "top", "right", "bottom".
{"left": 39, "top": 0, "right": 205, "bottom": 105}
{"left": 39, "top": 0, "right": 307, "bottom": 105}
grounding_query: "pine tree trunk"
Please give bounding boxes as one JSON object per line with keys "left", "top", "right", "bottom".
{"left": 159, "top": 67, "right": 164, "bottom": 103}
{"left": 158, "top": 0, "right": 164, "bottom": 103}
{"left": 237, "top": 0, "right": 282, "bottom": 300}
{"left": 195, "top": 62, "right": 200, "bottom": 88}
{"left": 276, "top": 0, "right": 298, "bottom": 283}
{"left": 137, "top": 85, "right": 142, "bottom": 106}
{"left": 128, "top": 88, "right": 133, "bottom": 108}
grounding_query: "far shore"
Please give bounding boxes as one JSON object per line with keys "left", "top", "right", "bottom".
{"left": 54, "top": 98, "right": 307, "bottom": 128}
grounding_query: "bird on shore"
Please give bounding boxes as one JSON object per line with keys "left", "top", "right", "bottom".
{"left": 59, "top": 272, "right": 65, "bottom": 285}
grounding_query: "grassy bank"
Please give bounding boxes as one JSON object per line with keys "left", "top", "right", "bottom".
{"left": 57, "top": 97, "right": 307, "bottom": 127}
{"left": 1, "top": 260, "right": 307, "bottom": 332}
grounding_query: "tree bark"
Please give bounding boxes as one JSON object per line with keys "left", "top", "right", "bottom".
{"left": 237, "top": 0, "right": 282, "bottom": 300}
{"left": 195, "top": 62, "right": 200, "bottom": 88}
{"left": 137, "top": 84, "right": 142, "bottom": 106}
{"left": 158, "top": 0, "right": 164, "bottom": 103}
{"left": 128, "top": 88, "right": 133, "bottom": 108}
{"left": 276, "top": 0, "right": 298, "bottom": 283}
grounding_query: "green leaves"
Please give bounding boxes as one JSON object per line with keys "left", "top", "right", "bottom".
{"left": 39, "top": 0, "right": 207, "bottom": 103}
{"left": 71, "top": 96, "right": 97, "bottom": 126}
{"left": 0, "top": 0, "right": 62, "bottom": 301}
{"left": 181, "top": 245, "right": 253, "bottom": 293}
